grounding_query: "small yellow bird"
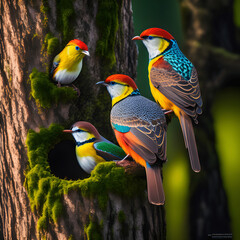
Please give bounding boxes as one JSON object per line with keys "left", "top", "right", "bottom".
{"left": 51, "top": 39, "right": 90, "bottom": 92}
{"left": 63, "top": 121, "right": 126, "bottom": 174}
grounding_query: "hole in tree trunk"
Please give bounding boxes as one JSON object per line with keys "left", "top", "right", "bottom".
{"left": 48, "top": 140, "right": 89, "bottom": 180}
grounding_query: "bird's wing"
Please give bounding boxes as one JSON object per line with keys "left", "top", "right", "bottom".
{"left": 93, "top": 141, "right": 126, "bottom": 161}
{"left": 150, "top": 61, "right": 202, "bottom": 120}
{"left": 112, "top": 117, "right": 167, "bottom": 164}
{"left": 113, "top": 121, "right": 166, "bottom": 205}
{"left": 51, "top": 54, "right": 60, "bottom": 76}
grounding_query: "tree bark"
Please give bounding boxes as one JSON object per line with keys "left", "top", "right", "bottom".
{"left": 0, "top": 0, "right": 166, "bottom": 239}
{"left": 180, "top": 0, "right": 238, "bottom": 239}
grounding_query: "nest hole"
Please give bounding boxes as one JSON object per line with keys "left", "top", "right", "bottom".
{"left": 48, "top": 140, "right": 89, "bottom": 180}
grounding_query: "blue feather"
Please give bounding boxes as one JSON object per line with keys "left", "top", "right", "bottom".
{"left": 146, "top": 162, "right": 151, "bottom": 168}
{"left": 112, "top": 123, "right": 130, "bottom": 133}
{"left": 163, "top": 40, "right": 193, "bottom": 81}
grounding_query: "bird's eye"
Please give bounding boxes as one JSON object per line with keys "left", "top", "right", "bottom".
{"left": 109, "top": 82, "right": 116, "bottom": 85}
{"left": 75, "top": 46, "right": 80, "bottom": 51}
{"left": 148, "top": 36, "right": 153, "bottom": 40}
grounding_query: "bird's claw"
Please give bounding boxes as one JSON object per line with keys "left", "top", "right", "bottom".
{"left": 115, "top": 159, "right": 132, "bottom": 168}
{"left": 163, "top": 109, "right": 173, "bottom": 115}
{"left": 72, "top": 84, "right": 80, "bottom": 96}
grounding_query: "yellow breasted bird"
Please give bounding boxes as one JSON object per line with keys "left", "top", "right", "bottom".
{"left": 132, "top": 28, "right": 202, "bottom": 173}
{"left": 52, "top": 39, "right": 90, "bottom": 92}
{"left": 97, "top": 74, "right": 167, "bottom": 205}
{"left": 63, "top": 121, "right": 126, "bottom": 174}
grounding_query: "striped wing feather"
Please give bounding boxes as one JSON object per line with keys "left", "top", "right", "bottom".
{"left": 112, "top": 117, "right": 167, "bottom": 164}
{"left": 150, "top": 64, "right": 202, "bottom": 122}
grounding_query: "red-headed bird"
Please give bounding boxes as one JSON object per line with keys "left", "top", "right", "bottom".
{"left": 132, "top": 28, "right": 202, "bottom": 172}
{"left": 52, "top": 39, "right": 90, "bottom": 92}
{"left": 97, "top": 74, "right": 167, "bottom": 205}
{"left": 63, "top": 121, "right": 126, "bottom": 174}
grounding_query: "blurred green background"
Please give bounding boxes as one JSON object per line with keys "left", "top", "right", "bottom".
{"left": 132, "top": 0, "right": 240, "bottom": 239}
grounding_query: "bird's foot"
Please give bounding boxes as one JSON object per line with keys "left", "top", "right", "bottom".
{"left": 116, "top": 158, "right": 145, "bottom": 176}
{"left": 115, "top": 159, "right": 132, "bottom": 168}
{"left": 115, "top": 154, "right": 130, "bottom": 167}
{"left": 163, "top": 109, "right": 173, "bottom": 115}
{"left": 57, "top": 82, "right": 61, "bottom": 88}
{"left": 72, "top": 84, "right": 80, "bottom": 96}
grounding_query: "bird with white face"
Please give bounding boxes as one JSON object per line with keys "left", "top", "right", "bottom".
{"left": 97, "top": 74, "right": 167, "bottom": 205}
{"left": 132, "top": 28, "right": 202, "bottom": 173}
{"left": 63, "top": 121, "right": 126, "bottom": 174}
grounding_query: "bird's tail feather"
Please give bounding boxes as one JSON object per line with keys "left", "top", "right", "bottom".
{"left": 179, "top": 113, "right": 201, "bottom": 172}
{"left": 145, "top": 164, "right": 165, "bottom": 205}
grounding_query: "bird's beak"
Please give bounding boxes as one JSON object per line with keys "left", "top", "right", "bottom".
{"left": 63, "top": 130, "right": 73, "bottom": 133}
{"left": 132, "top": 36, "right": 144, "bottom": 41}
{"left": 82, "top": 50, "right": 90, "bottom": 56}
{"left": 96, "top": 81, "right": 107, "bottom": 86}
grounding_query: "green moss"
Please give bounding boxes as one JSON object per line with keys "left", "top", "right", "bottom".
{"left": 40, "top": 0, "right": 49, "bottom": 27}
{"left": 118, "top": 210, "right": 128, "bottom": 237}
{"left": 25, "top": 124, "right": 145, "bottom": 231}
{"left": 37, "top": 215, "right": 48, "bottom": 231}
{"left": 41, "top": 33, "right": 60, "bottom": 72}
{"left": 68, "top": 235, "right": 74, "bottom": 240}
{"left": 79, "top": 161, "right": 145, "bottom": 210}
{"left": 56, "top": 0, "right": 75, "bottom": 44}
{"left": 47, "top": 37, "right": 59, "bottom": 56}
{"left": 96, "top": 0, "right": 120, "bottom": 75}
{"left": 84, "top": 217, "right": 103, "bottom": 240}
{"left": 29, "top": 68, "right": 77, "bottom": 108}
{"left": 118, "top": 210, "right": 125, "bottom": 224}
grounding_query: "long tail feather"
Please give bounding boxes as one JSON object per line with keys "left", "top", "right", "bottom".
{"left": 145, "top": 163, "right": 165, "bottom": 205}
{"left": 179, "top": 113, "right": 201, "bottom": 172}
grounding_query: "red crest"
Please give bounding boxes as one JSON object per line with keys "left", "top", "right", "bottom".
{"left": 105, "top": 74, "right": 138, "bottom": 90}
{"left": 68, "top": 39, "right": 88, "bottom": 51}
{"left": 140, "top": 28, "right": 174, "bottom": 40}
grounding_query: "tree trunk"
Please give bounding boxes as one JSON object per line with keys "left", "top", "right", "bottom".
{"left": 0, "top": 0, "right": 166, "bottom": 239}
{"left": 180, "top": 0, "right": 239, "bottom": 239}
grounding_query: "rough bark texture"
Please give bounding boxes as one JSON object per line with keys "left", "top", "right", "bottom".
{"left": 180, "top": 0, "right": 239, "bottom": 239}
{"left": 0, "top": 0, "right": 165, "bottom": 239}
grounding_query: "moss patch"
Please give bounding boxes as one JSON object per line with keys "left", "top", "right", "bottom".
{"left": 29, "top": 68, "right": 77, "bottom": 108}
{"left": 118, "top": 210, "right": 125, "bottom": 224}
{"left": 40, "top": 0, "right": 49, "bottom": 27}
{"left": 118, "top": 210, "right": 129, "bottom": 238}
{"left": 96, "top": 0, "right": 120, "bottom": 75}
{"left": 41, "top": 33, "right": 60, "bottom": 73}
{"left": 41, "top": 33, "right": 60, "bottom": 58}
{"left": 25, "top": 124, "right": 145, "bottom": 231}
{"left": 84, "top": 217, "right": 103, "bottom": 240}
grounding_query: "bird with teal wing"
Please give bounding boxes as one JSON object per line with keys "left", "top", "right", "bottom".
{"left": 51, "top": 39, "right": 90, "bottom": 93}
{"left": 97, "top": 74, "right": 167, "bottom": 205}
{"left": 132, "top": 28, "right": 202, "bottom": 173}
{"left": 63, "top": 121, "right": 126, "bottom": 174}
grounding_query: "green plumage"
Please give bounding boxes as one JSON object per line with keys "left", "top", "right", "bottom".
{"left": 94, "top": 142, "right": 126, "bottom": 159}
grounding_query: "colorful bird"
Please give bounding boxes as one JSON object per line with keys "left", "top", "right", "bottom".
{"left": 97, "top": 74, "right": 167, "bottom": 205}
{"left": 63, "top": 121, "right": 126, "bottom": 174}
{"left": 132, "top": 28, "right": 202, "bottom": 172}
{"left": 51, "top": 39, "right": 90, "bottom": 92}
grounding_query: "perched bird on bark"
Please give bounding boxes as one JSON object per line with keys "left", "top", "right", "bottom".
{"left": 132, "top": 28, "right": 202, "bottom": 172}
{"left": 97, "top": 74, "right": 167, "bottom": 205}
{"left": 51, "top": 39, "right": 90, "bottom": 94}
{"left": 63, "top": 121, "right": 126, "bottom": 174}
